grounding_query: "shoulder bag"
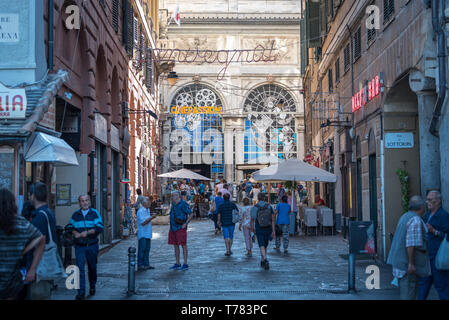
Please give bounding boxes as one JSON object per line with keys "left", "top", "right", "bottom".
{"left": 232, "top": 205, "right": 240, "bottom": 224}
{"left": 436, "top": 234, "right": 449, "bottom": 270}
{"left": 36, "top": 211, "right": 66, "bottom": 281}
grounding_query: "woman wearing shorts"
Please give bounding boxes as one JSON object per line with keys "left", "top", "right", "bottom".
{"left": 217, "top": 193, "right": 238, "bottom": 256}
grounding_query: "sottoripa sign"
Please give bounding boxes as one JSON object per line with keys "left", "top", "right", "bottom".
{"left": 0, "top": 82, "right": 27, "bottom": 118}
{"left": 385, "top": 132, "right": 414, "bottom": 149}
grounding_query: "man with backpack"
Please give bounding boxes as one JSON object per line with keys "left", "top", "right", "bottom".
{"left": 251, "top": 193, "right": 276, "bottom": 270}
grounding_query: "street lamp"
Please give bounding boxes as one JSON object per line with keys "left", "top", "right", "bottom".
{"left": 167, "top": 71, "right": 179, "bottom": 86}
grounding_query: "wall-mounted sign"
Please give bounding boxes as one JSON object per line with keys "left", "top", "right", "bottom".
{"left": 0, "top": 14, "right": 19, "bottom": 42}
{"left": 385, "top": 132, "right": 414, "bottom": 149}
{"left": 352, "top": 73, "right": 384, "bottom": 112}
{"left": 170, "top": 106, "right": 223, "bottom": 114}
{"left": 56, "top": 184, "right": 71, "bottom": 206}
{"left": 0, "top": 82, "right": 27, "bottom": 118}
{"left": 94, "top": 112, "right": 107, "bottom": 144}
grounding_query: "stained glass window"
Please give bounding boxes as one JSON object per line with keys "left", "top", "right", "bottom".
{"left": 244, "top": 84, "right": 297, "bottom": 163}
{"left": 169, "top": 84, "right": 224, "bottom": 178}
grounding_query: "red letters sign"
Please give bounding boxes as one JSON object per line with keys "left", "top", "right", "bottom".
{"left": 352, "top": 74, "right": 383, "bottom": 112}
{"left": 0, "top": 82, "right": 27, "bottom": 118}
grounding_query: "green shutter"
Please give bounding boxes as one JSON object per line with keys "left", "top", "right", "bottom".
{"left": 306, "top": 0, "right": 321, "bottom": 48}
{"left": 300, "top": 18, "right": 307, "bottom": 75}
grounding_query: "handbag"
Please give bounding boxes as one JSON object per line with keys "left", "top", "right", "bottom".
{"left": 232, "top": 207, "right": 240, "bottom": 224}
{"left": 435, "top": 235, "right": 449, "bottom": 270}
{"left": 0, "top": 262, "right": 23, "bottom": 299}
{"left": 36, "top": 211, "right": 66, "bottom": 281}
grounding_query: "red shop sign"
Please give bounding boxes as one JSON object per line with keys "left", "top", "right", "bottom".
{"left": 352, "top": 73, "right": 384, "bottom": 113}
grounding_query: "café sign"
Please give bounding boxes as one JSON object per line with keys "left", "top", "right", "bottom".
{"left": 0, "top": 82, "right": 27, "bottom": 118}
{"left": 352, "top": 73, "right": 384, "bottom": 112}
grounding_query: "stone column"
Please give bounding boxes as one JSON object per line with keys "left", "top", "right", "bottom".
{"left": 416, "top": 92, "right": 441, "bottom": 196}
{"left": 224, "top": 128, "right": 234, "bottom": 182}
{"left": 235, "top": 128, "right": 245, "bottom": 183}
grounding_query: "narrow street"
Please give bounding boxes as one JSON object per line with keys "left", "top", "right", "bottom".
{"left": 50, "top": 218, "right": 431, "bottom": 300}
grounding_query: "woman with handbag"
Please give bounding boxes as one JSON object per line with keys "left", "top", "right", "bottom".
{"left": 0, "top": 188, "right": 46, "bottom": 300}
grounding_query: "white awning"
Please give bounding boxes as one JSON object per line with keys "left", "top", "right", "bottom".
{"left": 24, "top": 132, "right": 79, "bottom": 166}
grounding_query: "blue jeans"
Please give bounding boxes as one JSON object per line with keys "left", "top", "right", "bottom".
{"left": 137, "top": 238, "right": 152, "bottom": 268}
{"left": 418, "top": 257, "right": 449, "bottom": 300}
{"left": 75, "top": 243, "right": 99, "bottom": 295}
{"left": 222, "top": 225, "right": 235, "bottom": 239}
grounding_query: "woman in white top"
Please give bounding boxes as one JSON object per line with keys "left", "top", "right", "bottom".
{"left": 239, "top": 197, "right": 254, "bottom": 257}
{"left": 250, "top": 184, "right": 261, "bottom": 206}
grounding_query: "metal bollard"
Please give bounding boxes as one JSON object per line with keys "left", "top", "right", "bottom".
{"left": 348, "top": 253, "right": 356, "bottom": 293}
{"left": 127, "top": 246, "right": 136, "bottom": 295}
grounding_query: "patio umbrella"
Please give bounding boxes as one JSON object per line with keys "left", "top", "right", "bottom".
{"left": 158, "top": 168, "right": 211, "bottom": 181}
{"left": 252, "top": 158, "right": 337, "bottom": 183}
{"left": 251, "top": 158, "right": 337, "bottom": 207}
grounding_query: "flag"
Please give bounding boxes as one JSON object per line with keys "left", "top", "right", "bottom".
{"left": 173, "top": 3, "right": 180, "bottom": 26}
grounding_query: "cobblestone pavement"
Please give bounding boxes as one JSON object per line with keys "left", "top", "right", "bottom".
{"left": 51, "top": 219, "right": 439, "bottom": 300}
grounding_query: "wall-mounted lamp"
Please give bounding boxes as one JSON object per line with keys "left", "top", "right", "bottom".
{"left": 167, "top": 71, "right": 179, "bottom": 86}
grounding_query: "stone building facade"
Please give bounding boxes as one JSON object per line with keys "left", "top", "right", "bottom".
{"left": 158, "top": 0, "right": 304, "bottom": 188}
{"left": 302, "top": 0, "right": 448, "bottom": 260}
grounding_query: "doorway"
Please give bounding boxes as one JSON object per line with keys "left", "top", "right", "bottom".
{"left": 369, "top": 153, "right": 378, "bottom": 252}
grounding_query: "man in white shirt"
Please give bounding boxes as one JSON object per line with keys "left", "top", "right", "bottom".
{"left": 137, "top": 197, "right": 156, "bottom": 271}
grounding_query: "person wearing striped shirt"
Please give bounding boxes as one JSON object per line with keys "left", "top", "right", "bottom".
{"left": 66, "top": 195, "right": 104, "bottom": 300}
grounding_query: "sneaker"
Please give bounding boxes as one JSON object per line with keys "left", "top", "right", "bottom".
{"left": 274, "top": 247, "right": 281, "bottom": 251}
{"left": 225, "top": 252, "right": 231, "bottom": 256}
{"left": 169, "top": 263, "right": 181, "bottom": 270}
{"left": 180, "top": 264, "right": 189, "bottom": 271}
{"left": 264, "top": 259, "right": 270, "bottom": 270}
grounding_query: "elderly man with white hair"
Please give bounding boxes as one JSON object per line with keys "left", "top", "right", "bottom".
{"left": 387, "top": 195, "right": 430, "bottom": 300}
{"left": 168, "top": 191, "right": 193, "bottom": 271}
{"left": 418, "top": 190, "right": 449, "bottom": 300}
{"left": 137, "top": 197, "right": 157, "bottom": 271}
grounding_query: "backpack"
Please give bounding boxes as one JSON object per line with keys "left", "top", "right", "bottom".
{"left": 256, "top": 203, "right": 273, "bottom": 228}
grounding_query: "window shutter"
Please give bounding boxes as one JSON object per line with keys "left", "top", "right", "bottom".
{"left": 383, "top": 0, "right": 395, "bottom": 23}
{"left": 353, "top": 27, "right": 361, "bottom": 62}
{"left": 146, "top": 50, "right": 154, "bottom": 95}
{"left": 367, "top": 27, "right": 376, "bottom": 46}
{"left": 335, "top": 58, "right": 340, "bottom": 83}
{"left": 328, "top": 69, "right": 333, "bottom": 93}
{"left": 112, "top": 0, "right": 119, "bottom": 33}
{"left": 306, "top": 0, "right": 321, "bottom": 48}
{"left": 122, "top": 0, "right": 134, "bottom": 56}
{"left": 344, "top": 43, "right": 350, "bottom": 72}
{"left": 300, "top": 18, "right": 308, "bottom": 75}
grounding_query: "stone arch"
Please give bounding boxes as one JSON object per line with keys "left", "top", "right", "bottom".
{"left": 242, "top": 83, "right": 298, "bottom": 163}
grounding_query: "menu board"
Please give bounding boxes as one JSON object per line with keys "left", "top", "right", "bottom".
{"left": 0, "top": 148, "right": 14, "bottom": 191}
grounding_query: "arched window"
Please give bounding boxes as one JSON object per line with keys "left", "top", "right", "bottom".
{"left": 169, "top": 84, "right": 224, "bottom": 178}
{"left": 243, "top": 84, "right": 297, "bottom": 163}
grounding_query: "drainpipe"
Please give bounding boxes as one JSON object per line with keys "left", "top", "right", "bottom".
{"left": 380, "top": 112, "right": 386, "bottom": 262}
{"left": 429, "top": 0, "right": 447, "bottom": 136}
{"left": 48, "top": 0, "right": 54, "bottom": 70}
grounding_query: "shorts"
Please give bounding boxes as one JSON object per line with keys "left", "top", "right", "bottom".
{"left": 256, "top": 226, "right": 273, "bottom": 248}
{"left": 168, "top": 228, "right": 187, "bottom": 246}
{"left": 222, "top": 225, "right": 235, "bottom": 239}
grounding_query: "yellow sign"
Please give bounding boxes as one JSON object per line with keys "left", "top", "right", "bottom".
{"left": 170, "top": 106, "right": 223, "bottom": 114}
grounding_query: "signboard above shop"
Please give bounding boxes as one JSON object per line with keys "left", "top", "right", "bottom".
{"left": 0, "top": 82, "right": 27, "bottom": 118}
{"left": 385, "top": 132, "right": 414, "bottom": 149}
{"left": 352, "top": 73, "right": 384, "bottom": 113}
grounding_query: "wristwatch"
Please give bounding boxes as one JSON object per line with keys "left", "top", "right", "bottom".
{"left": 434, "top": 230, "right": 439, "bottom": 237}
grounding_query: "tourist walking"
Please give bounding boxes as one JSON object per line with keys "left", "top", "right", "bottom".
{"left": 217, "top": 193, "right": 239, "bottom": 256}
{"left": 211, "top": 192, "right": 224, "bottom": 234}
{"left": 418, "top": 190, "right": 449, "bottom": 300}
{"left": 66, "top": 195, "right": 104, "bottom": 300}
{"left": 29, "top": 182, "right": 58, "bottom": 300}
{"left": 250, "top": 184, "right": 261, "bottom": 206}
{"left": 221, "top": 183, "right": 232, "bottom": 202}
{"left": 239, "top": 197, "right": 254, "bottom": 257}
{"left": 287, "top": 190, "right": 298, "bottom": 235}
{"left": 387, "top": 195, "right": 431, "bottom": 300}
{"left": 0, "top": 188, "right": 46, "bottom": 300}
{"left": 168, "top": 191, "right": 193, "bottom": 271}
{"left": 274, "top": 195, "right": 291, "bottom": 254}
{"left": 137, "top": 197, "right": 156, "bottom": 271}
{"left": 251, "top": 193, "right": 276, "bottom": 270}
